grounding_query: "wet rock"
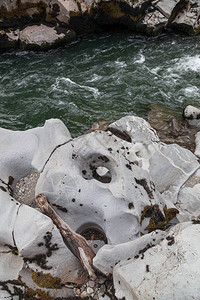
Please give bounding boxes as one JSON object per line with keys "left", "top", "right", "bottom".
{"left": 170, "top": 117, "right": 182, "bottom": 132}
{"left": 0, "top": 29, "right": 19, "bottom": 52}
{"left": 184, "top": 104, "right": 200, "bottom": 120}
{"left": 1, "top": 0, "right": 200, "bottom": 52}
{"left": 152, "top": 0, "right": 187, "bottom": 19}
{"left": 114, "top": 222, "right": 200, "bottom": 300}
{"left": 136, "top": 6, "right": 168, "bottom": 35}
{"left": 19, "top": 25, "right": 76, "bottom": 50}
{"left": 84, "top": 120, "right": 111, "bottom": 134}
{"left": 171, "top": 1, "right": 200, "bottom": 34}
{"left": 148, "top": 104, "right": 199, "bottom": 153}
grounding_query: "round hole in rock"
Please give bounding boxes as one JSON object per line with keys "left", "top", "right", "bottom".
{"left": 94, "top": 166, "right": 111, "bottom": 183}
{"left": 81, "top": 154, "right": 112, "bottom": 183}
{"left": 77, "top": 223, "right": 108, "bottom": 254}
{"left": 82, "top": 166, "right": 112, "bottom": 183}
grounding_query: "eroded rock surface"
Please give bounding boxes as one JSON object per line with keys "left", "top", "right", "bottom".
{"left": 0, "top": 115, "right": 200, "bottom": 299}
{"left": 114, "top": 222, "right": 200, "bottom": 300}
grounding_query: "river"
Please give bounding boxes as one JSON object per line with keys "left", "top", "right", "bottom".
{"left": 0, "top": 31, "right": 200, "bottom": 136}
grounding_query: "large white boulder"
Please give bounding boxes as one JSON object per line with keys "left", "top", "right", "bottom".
{"left": 36, "top": 116, "right": 183, "bottom": 249}
{"left": 0, "top": 118, "right": 71, "bottom": 186}
{"left": 0, "top": 115, "right": 200, "bottom": 298}
{"left": 114, "top": 222, "right": 200, "bottom": 300}
{"left": 35, "top": 115, "right": 200, "bottom": 273}
{"left": 0, "top": 119, "right": 86, "bottom": 289}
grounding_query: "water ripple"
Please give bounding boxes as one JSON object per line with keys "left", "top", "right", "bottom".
{"left": 0, "top": 32, "right": 200, "bottom": 135}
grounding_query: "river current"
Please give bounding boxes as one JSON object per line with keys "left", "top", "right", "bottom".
{"left": 0, "top": 31, "right": 200, "bottom": 136}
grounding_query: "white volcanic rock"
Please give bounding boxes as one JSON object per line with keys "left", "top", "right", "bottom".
{"left": 0, "top": 282, "right": 25, "bottom": 300}
{"left": 0, "top": 0, "right": 18, "bottom": 10}
{"left": 0, "top": 115, "right": 200, "bottom": 297}
{"left": 195, "top": 131, "right": 200, "bottom": 157}
{"left": 6, "top": 30, "right": 19, "bottom": 42}
{"left": 0, "top": 119, "right": 86, "bottom": 288}
{"left": 93, "top": 230, "right": 166, "bottom": 275}
{"left": 0, "top": 245, "right": 23, "bottom": 281}
{"left": 176, "top": 168, "right": 200, "bottom": 222}
{"left": 114, "top": 222, "right": 200, "bottom": 300}
{"left": 36, "top": 116, "right": 178, "bottom": 248}
{"left": 0, "top": 118, "right": 71, "bottom": 186}
{"left": 35, "top": 115, "right": 200, "bottom": 275}
{"left": 108, "top": 116, "right": 199, "bottom": 204}
{"left": 0, "top": 190, "right": 85, "bottom": 284}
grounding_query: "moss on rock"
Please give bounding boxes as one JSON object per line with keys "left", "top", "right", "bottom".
{"left": 32, "top": 271, "right": 63, "bottom": 289}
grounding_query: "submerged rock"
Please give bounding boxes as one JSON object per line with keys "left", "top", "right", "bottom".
{"left": 148, "top": 104, "right": 200, "bottom": 153}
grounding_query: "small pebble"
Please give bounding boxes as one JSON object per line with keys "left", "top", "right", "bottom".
{"left": 81, "top": 291, "right": 88, "bottom": 298}
{"left": 80, "top": 286, "right": 85, "bottom": 292}
{"left": 87, "top": 287, "right": 94, "bottom": 294}
{"left": 76, "top": 289, "right": 81, "bottom": 295}
{"left": 88, "top": 280, "right": 95, "bottom": 288}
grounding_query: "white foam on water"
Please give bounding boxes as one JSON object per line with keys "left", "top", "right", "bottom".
{"left": 115, "top": 59, "right": 127, "bottom": 68}
{"left": 58, "top": 100, "right": 65, "bottom": 105}
{"left": 183, "top": 86, "right": 199, "bottom": 97}
{"left": 134, "top": 54, "right": 145, "bottom": 64}
{"left": 51, "top": 77, "right": 100, "bottom": 98}
{"left": 167, "top": 55, "right": 200, "bottom": 73}
{"left": 87, "top": 74, "right": 103, "bottom": 82}
{"left": 149, "top": 66, "right": 161, "bottom": 76}
{"left": 15, "top": 74, "right": 40, "bottom": 87}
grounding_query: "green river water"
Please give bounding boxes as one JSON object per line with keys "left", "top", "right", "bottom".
{"left": 0, "top": 31, "right": 200, "bottom": 136}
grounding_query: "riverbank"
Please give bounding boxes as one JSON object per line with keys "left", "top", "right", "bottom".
{"left": 1, "top": 109, "right": 200, "bottom": 299}
{"left": 0, "top": 0, "right": 200, "bottom": 52}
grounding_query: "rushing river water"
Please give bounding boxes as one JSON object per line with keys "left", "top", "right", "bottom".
{"left": 0, "top": 31, "right": 200, "bottom": 136}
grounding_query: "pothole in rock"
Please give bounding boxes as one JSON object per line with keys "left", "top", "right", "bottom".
{"left": 13, "top": 173, "right": 39, "bottom": 208}
{"left": 77, "top": 224, "right": 108, "bottom": 254}
{"left": 82, "top": 155, "right": 112, "bottom": 183}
